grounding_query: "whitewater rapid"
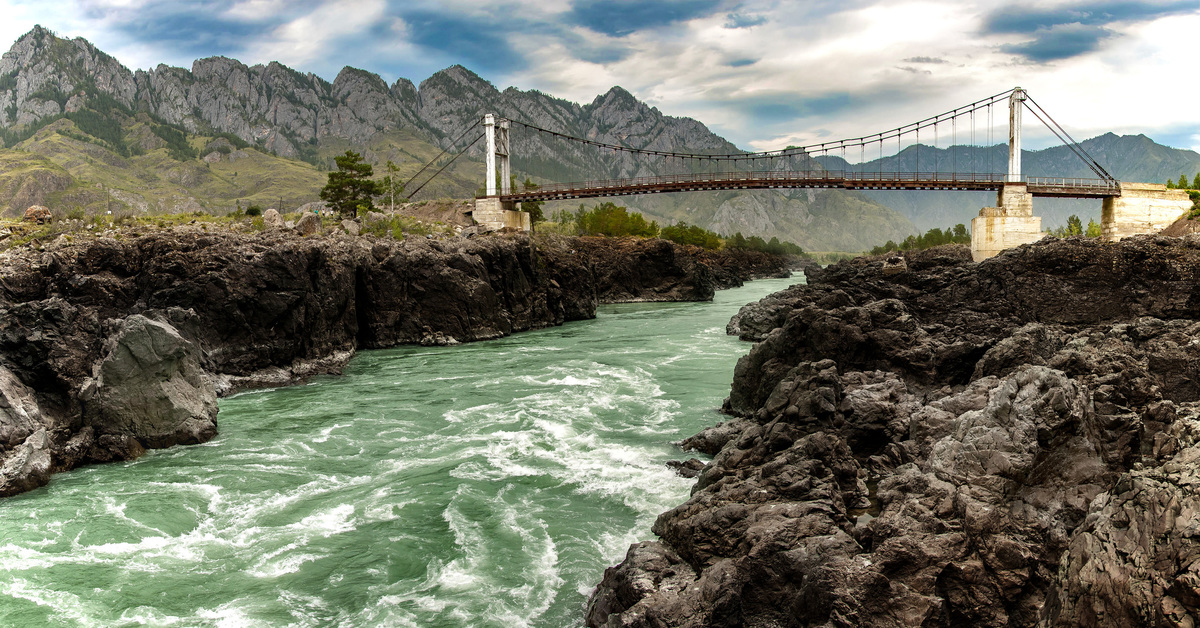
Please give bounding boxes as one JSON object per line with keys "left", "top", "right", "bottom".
{"left": 0, "top": 277, "right": 798, "bottom": 627}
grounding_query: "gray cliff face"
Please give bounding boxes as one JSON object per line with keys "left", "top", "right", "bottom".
{"left": 0, "top": 27, "right": 760, "bottom": 174}
{"left": 0, "top": 26, "right": 136, "bottom": 126}
{"left": 1, "top": 27, "right": 426, "bottom": 158}
{"left": 0, "top": 26, "right": 917, "bottom": 249}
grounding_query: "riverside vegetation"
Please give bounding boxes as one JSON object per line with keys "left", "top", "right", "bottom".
{"left": 548, "top": 201, "right": 809, "bottom": 256}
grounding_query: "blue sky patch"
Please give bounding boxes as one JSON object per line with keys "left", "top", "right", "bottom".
{"left": 566, "top": 0, "right": 724, "bottom": 37}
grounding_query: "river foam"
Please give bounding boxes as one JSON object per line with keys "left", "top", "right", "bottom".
{"left": 0, "top": 277, "right": 800, "bottom": 627}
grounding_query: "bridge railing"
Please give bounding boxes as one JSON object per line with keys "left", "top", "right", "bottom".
{"left": 489, "top": 171, "right": 1121, "bottom": 199}
{"left": 1025, "top": 176, "right": 1121, "bottom": 191}
{"left": 844, "top": 172, "right": 1004, "bottom": 184}
{"left": 514, "top": 170, "right": 841, "bottom": 195}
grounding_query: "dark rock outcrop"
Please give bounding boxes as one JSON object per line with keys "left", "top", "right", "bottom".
{"left": 570, "top": 236, "right": 795, "bottom": 303}
{"left": 81, "top": 313, "right": 217, "bottom": 450}
{"left": 0, "top": 230, "right": 789, "bottom": 496}
{"left": 591, "top": 237, "right": 1200, "bottom": 627}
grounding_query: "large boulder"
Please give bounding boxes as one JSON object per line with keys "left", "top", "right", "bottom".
{"left": 23, "top": 205, "right": 51, "bottom": 224}
{"left": 262, "top": 208, "right": 284, "bottom": 228}
{"left": 82, "top": 315, "right": 217, "bottom": 449}
{"left": 0, "top": 428, "right": 51, "bottom": 497}
{"left": 0, "top": 364, "right": 52, "bottom": 496}
{"left": 295, "top": 212, "right": 321, "bottom": 236}
{"left": 0, "top": 365, "right": 47, "bottom": 448}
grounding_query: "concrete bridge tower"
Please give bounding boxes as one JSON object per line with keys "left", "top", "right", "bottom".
{"left": 473, "top": 114, "right": 532, "bottom": 231}
{"left": 970, "top": 88, "right": 1042, "bottom": 261}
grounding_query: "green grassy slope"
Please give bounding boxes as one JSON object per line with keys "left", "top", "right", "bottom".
{"left": 0, "top": 114, "right": 484, "bottom": 218}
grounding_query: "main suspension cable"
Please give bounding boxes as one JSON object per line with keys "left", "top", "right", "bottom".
{"left": 405, "top": 132, "right": 485, "bottom": 201}
{"left": 506, "top": 88, "right": 1016, "bottom": 164}
{"left": 401, "top": 117, "right": 482, "bottom": 193}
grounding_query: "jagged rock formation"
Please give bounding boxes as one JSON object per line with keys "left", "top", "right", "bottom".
{"left": 82, "top": 313, "right": 217, "bottom": 450}
{"left": 0, "top": 26, "right": 914, "bottom": 251}
{"left": 0, "top": 229, "right": 791, "bottom": 497}
{"left": 590, "top": 235, "right": 1200, "bottom": 627}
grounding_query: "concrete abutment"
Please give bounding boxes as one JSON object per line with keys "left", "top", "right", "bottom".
{"left": 472, "top": 198, "right": 531, "bottom": 232}
{"left": 1101, "top": 183, "right": 1192, "bottom": 242}
{"left": 971, "top": 184, "right": 1041, "bottom": 261}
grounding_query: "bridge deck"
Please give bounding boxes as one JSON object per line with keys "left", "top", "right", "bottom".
{"left": 494, "top": 171, "right": 1120, "bottom": 202}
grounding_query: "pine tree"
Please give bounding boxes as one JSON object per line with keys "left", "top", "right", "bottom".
{"left": 1179, "top": 175, "right": 1190, "bottom": 190}
{"left": 320, "top": 150, "right": 381, "bottom": 218}
{"left": 1193, "top": 173, "right": 1200, "bottom": 190}
{"left": 519, "top": 178, "right": 545, "bottom": 223}
{"left": 1066, "top": 215, "right": 1083, "bottom": 236}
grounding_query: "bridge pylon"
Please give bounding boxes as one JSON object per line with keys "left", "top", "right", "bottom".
{"left": 971, "top": 88, "right": 1041, "bottom": 261}
{"left": 1007, "top": 88, "right": 1025, "bottom": 183}
{"left": 474, "top": 113, "right": 530, "bottom": 232}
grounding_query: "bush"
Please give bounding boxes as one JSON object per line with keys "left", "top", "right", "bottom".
{"left": 726, "top": 232, "right": 806, "bottom": 255}
{"left": 660, "top": 222, "right": 722, "bottom": 249}
{"left": 555, "top": 202, "right": 659, "bottom": 237}
{"left": 245, "top": 205, "right": 263, "bottom": 216}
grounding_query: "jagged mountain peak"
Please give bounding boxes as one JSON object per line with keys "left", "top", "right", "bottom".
{"left": 587, "top": 85, "right": 641, "bottom": 111}
{"left": 418, "top": 64, "right": 497, "bottom": 97}
{"left": 4, "top": 25, "right": 123, "bottom": 73}
{"left": 0, "top": 26, "right": 137, "bottom": 126}
{"left": 11, "top": 24, "right": 63, "bottom": 53}
{"left": 0, "top": 28, "right": 923, "bottom": 250}
{"left": 333, "top": 65, "right": 388, "bottom": 91}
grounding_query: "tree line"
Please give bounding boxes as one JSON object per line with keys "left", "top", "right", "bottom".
{"left": 1166, "top": 173, "right": 1200, "bottom": 190}
{"left": 550, "top": 202, "right": 806, "bottom": 254}
{"left": 1046, "top": 215, "right": 1102, "bottom": 238}
{"left": 869, "top": 224, "right": 970, "bottom": 255}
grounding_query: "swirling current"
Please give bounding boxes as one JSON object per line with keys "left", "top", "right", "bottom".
{"left": 0, "top": 276, "right": 798, "bottom": 627}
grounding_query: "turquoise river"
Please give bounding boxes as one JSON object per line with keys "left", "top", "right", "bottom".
{"left": 0, "top": 276, "right": 798, "bottom": 627}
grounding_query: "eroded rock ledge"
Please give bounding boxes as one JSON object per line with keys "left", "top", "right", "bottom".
{"left": 0, "top": 229, "right": 792, "bottom": 497}
{"left": 590, "top": 235, "right": 1200, "bottom": 627}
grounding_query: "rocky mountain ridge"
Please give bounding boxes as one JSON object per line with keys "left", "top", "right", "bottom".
{"left": 0, "top": 25, "right": 914, "bottom": 252}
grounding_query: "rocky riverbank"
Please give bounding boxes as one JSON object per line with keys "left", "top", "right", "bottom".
{"left": 590, "top": 235, "right": 1200, "bottom": 627}
{"left": 0, "top": 229, "right": 792, "bottom": 497}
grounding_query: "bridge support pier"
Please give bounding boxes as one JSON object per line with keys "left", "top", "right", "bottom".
{"left": 1101, "top": 183, "right": 1192, "bottom": 241}
{"left": 472, "top": 197, "right": 531, "bottom": 231}
{"left": 473, "top": 113, "right": 531, "bottom": 232}
{"left": 970, "top": 183, "right": 1042, "bottom": 261}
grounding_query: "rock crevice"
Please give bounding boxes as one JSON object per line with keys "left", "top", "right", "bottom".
{"left": 591, "top": 236, "right": 1200, "bottom": 627}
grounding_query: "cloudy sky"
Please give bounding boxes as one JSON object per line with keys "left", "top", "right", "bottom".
{"left": 1, "top": 0, "right": 1198, "bottom": 155}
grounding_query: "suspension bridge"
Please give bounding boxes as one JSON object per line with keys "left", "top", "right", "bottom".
{"left": 404, "top": 88, "right": 1191, "bottom": 261}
